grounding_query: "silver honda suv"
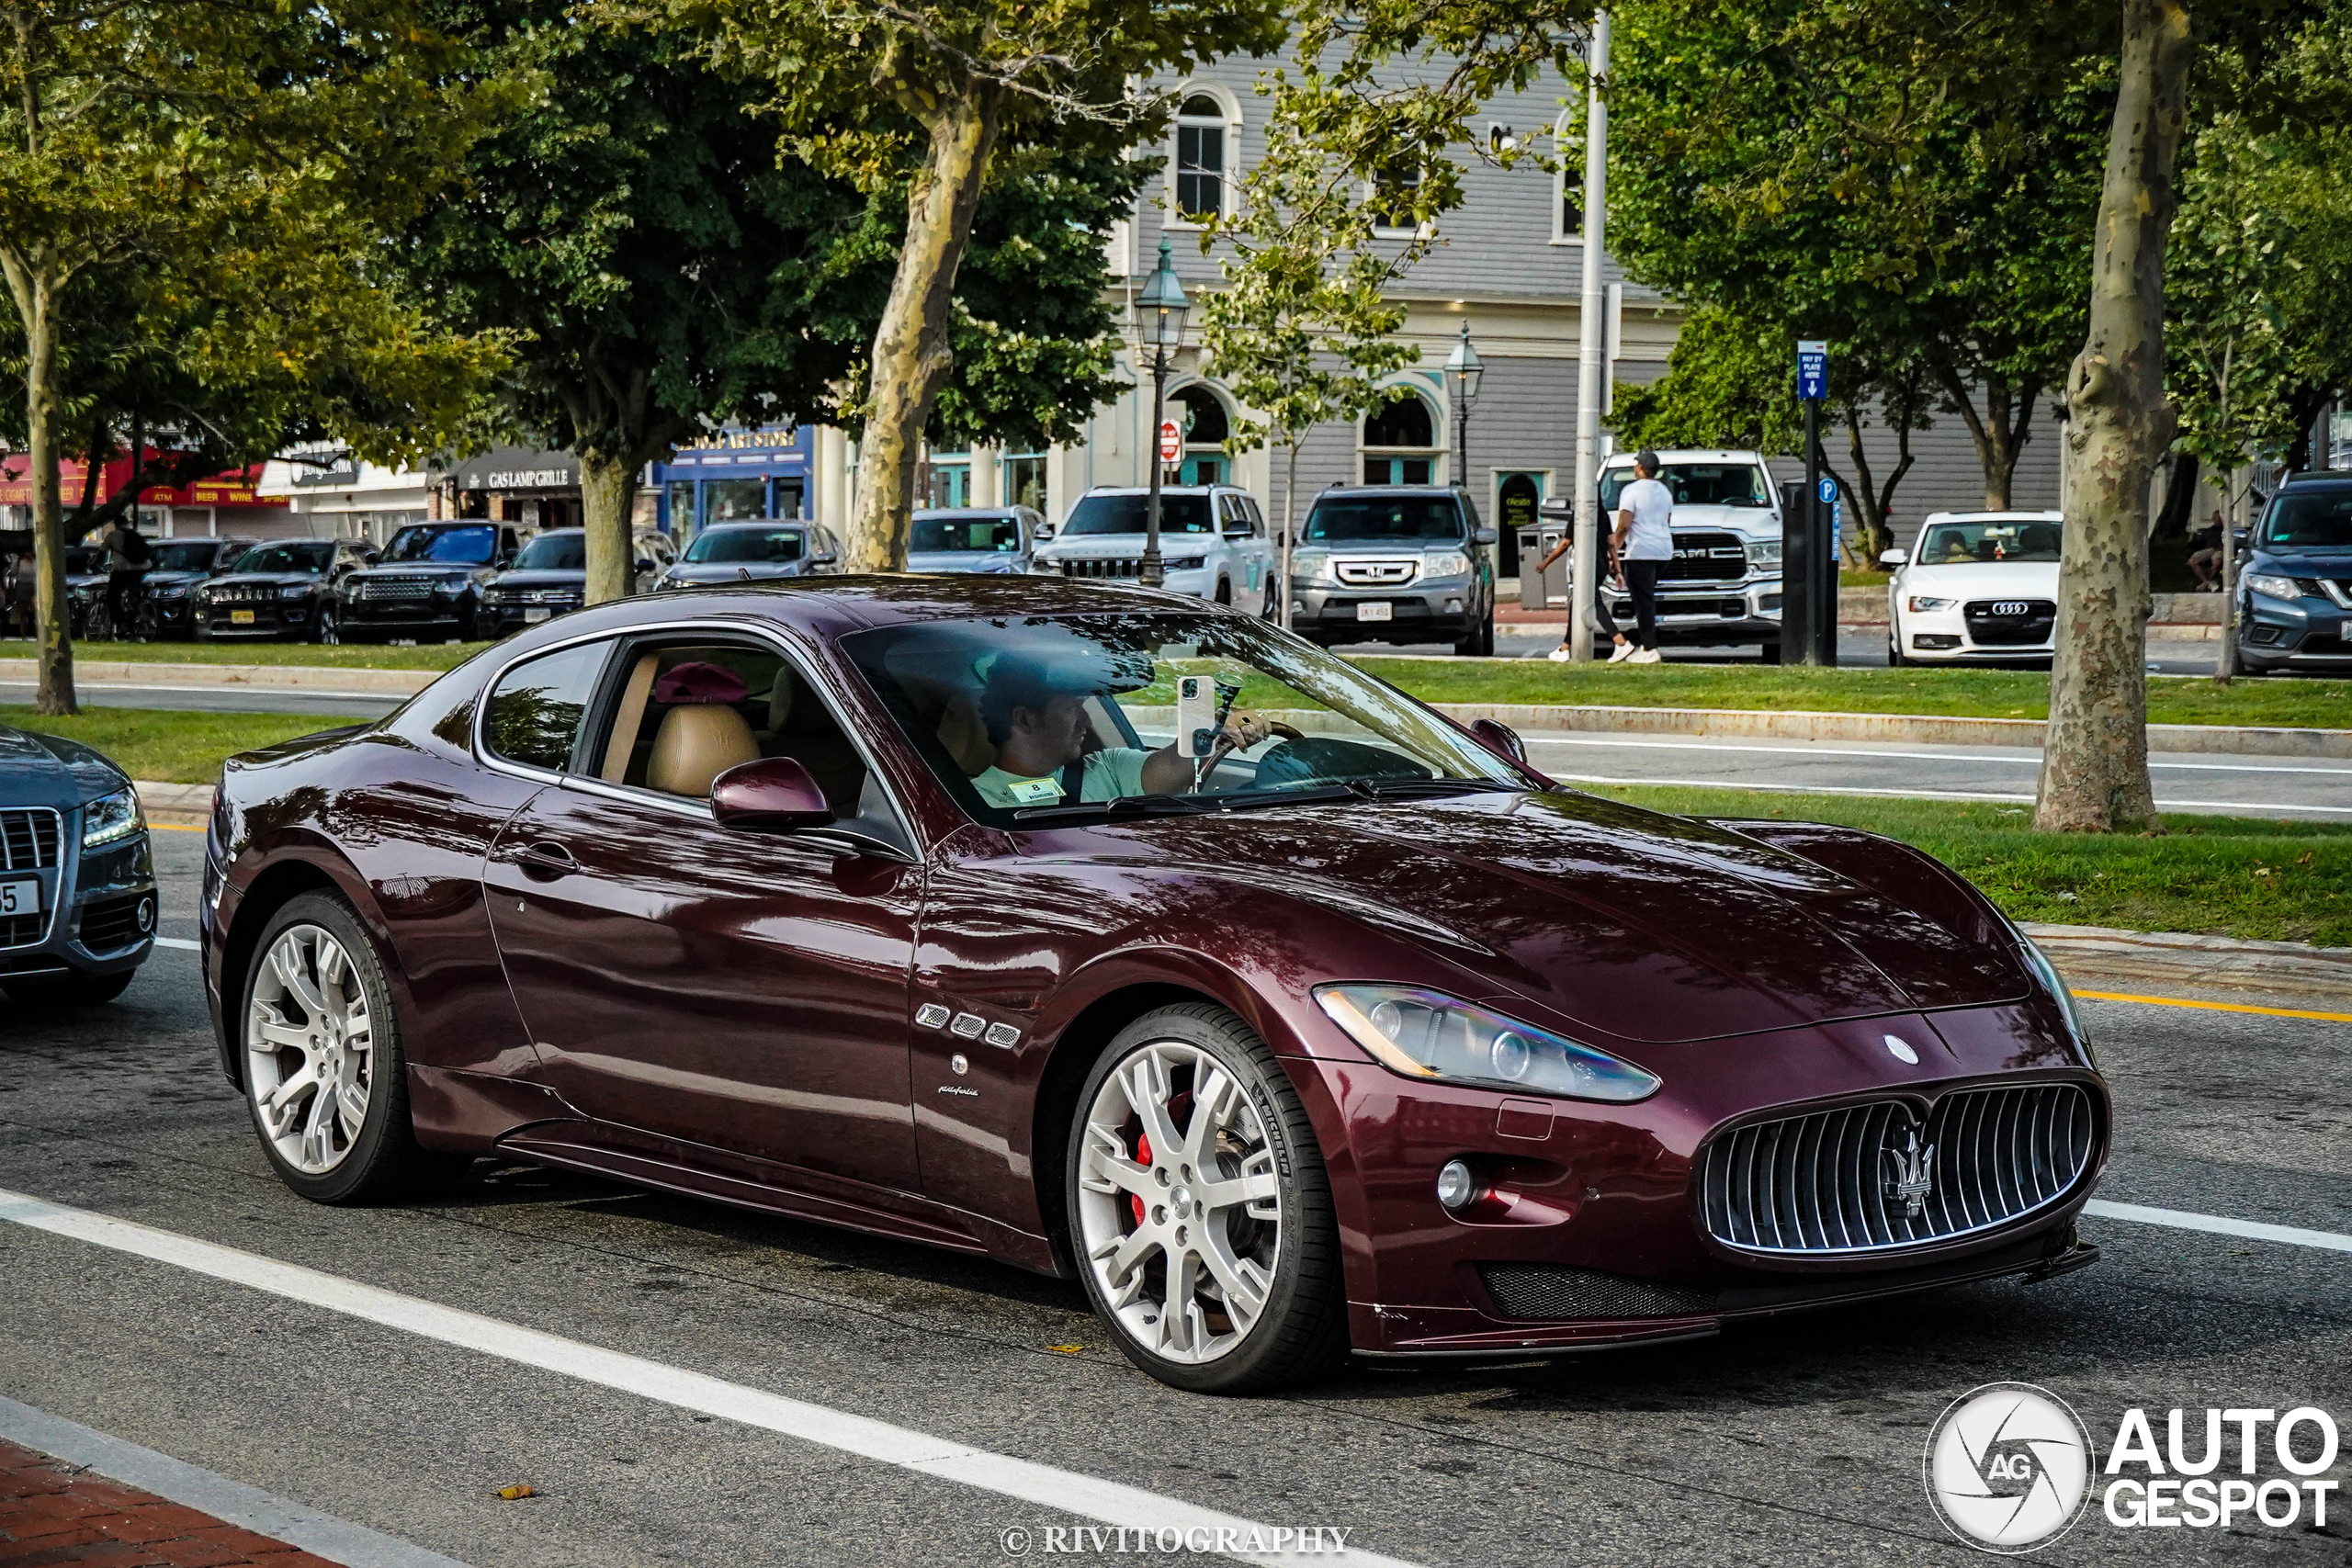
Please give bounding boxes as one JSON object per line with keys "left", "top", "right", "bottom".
{"left": 1283, "top": 486, "right": 1498, "bottom": 655}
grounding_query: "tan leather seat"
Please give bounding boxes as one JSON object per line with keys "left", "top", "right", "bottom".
{"left": 937, "top": 694, "right": 995, "bottom": 777}
{"left": 646, "top": 704, "right": 759, "bottom": 797}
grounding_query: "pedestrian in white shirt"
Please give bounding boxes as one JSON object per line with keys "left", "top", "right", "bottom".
{"left": 1610, "top": 451, "right": 1674, "bottom": 663}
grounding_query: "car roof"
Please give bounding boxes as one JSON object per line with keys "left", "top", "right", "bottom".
{"left": 1312, "top": 486, "right": 1462, "bottom": 498}
{"left": 1599, "top": 449, "right": 1764, "bottom": 464}
{"left": 523, "top": 574, "right": 1223, "bottom": 646}
{"left": 916, "top": 506, "right": 1025, "bottom": 517}
{"left": 1080, "top": 485, "right": 1238, "bottom": 497}
{"left": 1918, "top": 511, "right": 2064, "bottom": 523}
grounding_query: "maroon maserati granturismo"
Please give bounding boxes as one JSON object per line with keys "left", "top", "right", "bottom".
{"left": 202, "top": 576, "right": 2107, "bottom": 1392}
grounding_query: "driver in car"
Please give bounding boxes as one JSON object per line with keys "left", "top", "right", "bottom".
{"left": 971, "top": 656, "right": 1272, "bottom": 809}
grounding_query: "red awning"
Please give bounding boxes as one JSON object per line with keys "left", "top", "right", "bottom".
{"left": 0, "top": 453, "right": 286, "bottom": 509}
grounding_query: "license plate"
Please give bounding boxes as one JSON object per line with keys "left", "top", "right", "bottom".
{"left": 1354, "top": 601, "right": 1393, "bottom": 622}
{"left": 523, "top": 607, "right": 551, "bottom": 623}
{"left": 0, "top": 876, "right": 38, "bottom": 917}
{"left": 230, "top": 609, "right": 255, "bottom": 625}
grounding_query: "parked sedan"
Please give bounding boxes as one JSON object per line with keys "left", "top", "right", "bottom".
{"left": 1882, "top": 511, "right": 2064, "bottom": 665}
{"left": 2238, "top": 473, "right": 2352, "bottom": 675}
{"left": 480, "top": 528, "right": 673, "bottom": 637}
{"left": 909, "top": 506, "right": 1044, "bottom": 574}
{"left": 656, "top": 520, "right": 842, "bottom": 587}
{"left": 1, "top": 722, "right": 156, "bottom": 1005}
{"left": 193, "top": 539, "right": 376, "bottom": 642}
{"left": 204, "top": 577, "right": 2107, "bottom": 1393}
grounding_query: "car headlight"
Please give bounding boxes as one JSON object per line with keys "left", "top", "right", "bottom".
{"left": 1289, "top": 550, "right": 1331, "bottom": 581}
{"left": 1747, "top": 539, "right": 1783, "bottom": 568}
{"left": 2245, "top": 573, "right": 2302, "bottom": 601}
{"left": 1314, "top": 985, "right": 1660, "bottom": 1102}
{"left": 154, "top": 583, "right": 189, "bottom": 600}
{"left": 81, "top": 785, "right": 143, "bottom": 848}
{"left": 2014, "top": 931, "right": 2096, "bottom": 1069}
{"left": 277, "top": 584, "right": 311, "bottom": 600}
{"left": 1424, "top": 549, "right": 1472, "bottom": 578}
{"left": 1906, "top": 595, "right": 1955, "bottom": 613}
{"left": 1164, "top": 555, "right": 1205, "bottom": 573}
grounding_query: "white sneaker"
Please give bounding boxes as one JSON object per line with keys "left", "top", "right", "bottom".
{"left": 1546, "top": 646, "right": 1574, "bottom": 662}
{"left": 1629, "top": 647, "right": 1663, "bottom": 663}
{"left": 1607, "top": 641, "right": 1636, "bottom": 664}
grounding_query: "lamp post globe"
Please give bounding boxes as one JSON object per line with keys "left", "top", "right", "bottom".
{"left": 1135, "top": 236, "right": 1190, "bottom": 589}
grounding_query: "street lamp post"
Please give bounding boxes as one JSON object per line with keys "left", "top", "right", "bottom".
{"left": 1135, "top": 236, "right": 1191, "bottom": 590}
{"left": 1445, "top": 320, "right": 1485, "bottom": 489}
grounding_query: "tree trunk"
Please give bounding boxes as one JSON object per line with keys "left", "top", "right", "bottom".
{"left": 10, "top": 269, "right": 74, "bottom": 715}
{"left": 1931, "top": 365, "right": 2041, "bottom": 510}
{"left": 846, "top": 85, "right": 1003, "bottom": 574}
{"left": 580, "top": 450, "right": 639, "bottom": 606}
{"left": 1280, "top": 434, "right": 1299, "bottom": 630}
{"left": 2034, "top": 0, "right": 2191, "bottom": 835}
{"left": 2150, "top": 448, "right": 2199, "bottom": 539}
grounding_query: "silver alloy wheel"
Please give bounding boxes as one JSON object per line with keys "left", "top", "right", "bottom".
{"left": 245, "top": 923, "right": 375, "bottom": 1175}
{"left": 1076, "top": 1040, "right": 1283, "bottom": 1365}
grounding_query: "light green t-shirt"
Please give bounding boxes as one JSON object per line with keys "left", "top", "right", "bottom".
{"left": 972, "top": 747, "right": 1150, "bottom": 809}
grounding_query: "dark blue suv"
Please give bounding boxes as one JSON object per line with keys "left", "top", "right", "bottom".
{"left": 2238, "top": 474, "right": 2352, "bottom": 675}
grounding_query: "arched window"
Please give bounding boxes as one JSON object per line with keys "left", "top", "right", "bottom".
{"left": 1362, "top": 388, "right": 1440, "bottom": 485}
{"left": 1554, "top": 107, "right": 1584, "bottom": 243}
{"left": 1171, "top": 385, "right": 1232, "bottom": 486}
{"left": 1173, "top": 95, "right": 1231, "bottom": 223}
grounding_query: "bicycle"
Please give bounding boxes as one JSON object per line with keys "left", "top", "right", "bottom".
{"left": 83, "top": 572, "right": 157, "bottom": 642}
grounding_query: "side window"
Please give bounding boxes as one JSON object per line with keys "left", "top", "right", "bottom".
{"left": 483, "top": 640, "right": 611, "bottom": 773}
{"left": 1243, "top": 496, "right": 1266, "bottom": 536}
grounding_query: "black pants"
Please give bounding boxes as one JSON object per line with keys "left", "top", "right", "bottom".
{"left": 1621, "top": 559, "right": 1662, "bottom": 649}
{"left": 105, "top": 570, "right": 142, "bottom": 626}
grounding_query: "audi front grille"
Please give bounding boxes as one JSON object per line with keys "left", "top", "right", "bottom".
{"left": 1697, "top": 1084, "right": 2098, "bottom": 1257}
{"left": 1, "top": 807, "right": 62, "bottom": 872}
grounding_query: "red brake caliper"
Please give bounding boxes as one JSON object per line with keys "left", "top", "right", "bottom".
{"left": 1130, "top": 1134, "right": 1151, "bottom": 1226}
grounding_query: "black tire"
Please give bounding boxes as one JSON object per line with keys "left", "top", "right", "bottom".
{"left": 1885, "top": 629, "right": 1905, "bottom": 667}
{"left": 238, "top": 891, "right": 467, "bottom": 1204}
{"left": 1066, "top": 1002, "right": 1348, "bottom": 1394}
{"left": 314, "top": 603, "right": 341, "bottom": 645}
{"left": 1453, "top": 611, "right": 1496, "bottom": 657}
{"left": 1213, "top": 579, "right": 1232, "bottom": 607}
{"left": 1760, "top": 638, "right": 1784, "bottom": 665}
{"left": 5, "top": 969, "right": 135, "bottom": 1007}
{"left": 84, "top": 602, "right": 116, "bottom": 642}
{"left": 132, "top": 602, "right": 161, "bottom": 642}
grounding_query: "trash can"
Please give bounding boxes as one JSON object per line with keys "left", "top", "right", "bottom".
{"left": 1521, "top": 499, "right": 1572, "bottom": 610}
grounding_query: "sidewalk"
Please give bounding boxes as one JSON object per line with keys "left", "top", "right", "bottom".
{"left": 0, "top": 1438, "right": 334, "bottom": 1568}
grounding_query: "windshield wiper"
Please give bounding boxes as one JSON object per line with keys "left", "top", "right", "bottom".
{"left": 1011, "top": 794, "right": 1216, "bottom": 823}
{"left": 1347, "top": 777, "right": 1525, "bottom": 800}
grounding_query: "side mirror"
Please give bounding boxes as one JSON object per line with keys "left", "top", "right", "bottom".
{"left": 808, "top": 552, "right": 838, "bottom": 568}
{"left": 1473, "top": 525, "right": 1498, "bottom": 547}
{"left": 711, "top": 757, "right": 833, "bottom": 829}
{"left": 1468, "top": 716, "right": 1527, "bottom": 765}
{"left": 1033, "top": 522, "right": 1057, "bottom": 541}
{"left": 1878, "top": 547, "right": 1906, "bottom": 567}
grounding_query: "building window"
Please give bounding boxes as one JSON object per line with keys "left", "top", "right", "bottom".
{"left": 1362, "top": 388, "right": 1439, "bottom": 485}
{"left": 1554, "top": 108, "right": 1583, "bottom": 243}
{"left": 1172, "top": 386, "right": 1231, "bottom": 486}
{"left": 1174, "top": 95, "right": 1228, "bottom": 222}
{"left": 928, "top": 457, "right": 971, "bottom": 509}
{"left": 1370, "top": 159, "right": 1423, "bottom": 232}
{"left": 1003, "top": 453, "right": 1047, "bottom": 513}
{"left": 705, "top": 478, "right": 764, "bottom": 523}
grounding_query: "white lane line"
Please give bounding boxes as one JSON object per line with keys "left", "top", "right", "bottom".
{"left": 1543, "top": 772, "right": 2352, "bottom": 815}
{"left": 0, "top": 1395, "right": 473, "bottom": 1568}
{"left": 153, "top": 936, "right": 198, "bottom": 951}
{"left": 2084, "top": 1200, "right": 2352, "bottom": 1255}
{"left": 1522, "top": 734, "right": 2352, "bottom": 776}
{"left": 0, "top": 1188, "right": 1420, "bottom": 1568}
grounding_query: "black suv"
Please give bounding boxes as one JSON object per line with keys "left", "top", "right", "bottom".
{"left": 193, "top": 538, "right": 376, "bottom": 641}
{"left": 331, "top": 521, "right": 526, "bottom": 643}
{"left": 1282, "top": 486, "right": 1498, "bottom": 654}
{"left": 126, "top": 536, "right": 259, "bottom": 640}
{"left": 2238, "top": 473, "right": 2352, "bottom": 675}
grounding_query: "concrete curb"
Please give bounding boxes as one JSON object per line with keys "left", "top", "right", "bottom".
{"left": 133, "top": 780, "right": 218, "bottom": 827}
{"left": 0, "top": 658, "right": 436, "bottom": 695}
{"left": 2021, "top": 921, "right": 2352, "bottom": 1000}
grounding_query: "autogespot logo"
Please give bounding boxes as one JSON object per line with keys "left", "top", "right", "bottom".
{"left": 1924, "top": 1382, "right": 2097, "bottom": 1553}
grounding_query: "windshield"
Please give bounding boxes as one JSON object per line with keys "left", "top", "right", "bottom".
{"left": 913, "top": 513, "right": 1023, "bottom": 552}
{"left": 683, "top": 526, "right": 805, "bottom": 564}
{"left": 149, "top": 541, "right": 224, "bottom": 573}
{"left": 1599, "top": 463, "right": 1772, "bottom": 511}
{"left": 1915, "top": 519, "right": 2063, "bottom": 564}
{"left": 2261, "top": 490, "right": 2352, "bottom": 550}
{"left": 231, "top": 542, "right": 334, "bottom": 576}
{"left": 842, "top": 613, "right": 1525, "bottom": 828}
{"left": 382, "top": 525, "right": 496, "bottom": 565}
{"left": 1302, "top": 496, "right": 1464, "bottom": 544}
{"left": 511, "top": 532, "right": 585, "bottom": 570}
{"left": 1059, "top": 493, "right": 1215, "bottom": 536}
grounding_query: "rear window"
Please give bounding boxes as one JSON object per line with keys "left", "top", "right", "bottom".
{"left": 914, "top": 514, "right": 1023, "bottom": 552}
{"left": 1060, "top": 493, "right": 1215, "bottom": 536}
{"left": 2262, "top": 489, "right": 2352, "bottom": 550}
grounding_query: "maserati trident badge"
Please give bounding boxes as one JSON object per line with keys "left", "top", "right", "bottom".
{"left": 1884, "top": 1125, "right": 1936, "bottom": 1218}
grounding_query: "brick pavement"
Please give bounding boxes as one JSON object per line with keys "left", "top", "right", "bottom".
{"left": 0, "top": 1439, "right": 332, "bottom": 1568}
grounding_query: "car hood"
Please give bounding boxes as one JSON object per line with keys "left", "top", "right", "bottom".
{"left": 142, "top": 570, "right": 212, "bottom": 588}
{"left": 1071, "top": 790, "right": 2030, "bottom": 1044}
{"left": 202, "top": 571, "right": 325, "bottom": 591}
{"left": 1667, "top": 505, "right": 1780, "bottom": 536}
{"left": 907, "top": 552, "right": 1026, "bottom": 574}
{"left": 345, "top": 563, "right": 484, "bottom": 582}
{"left": 663, "top": 561, "right": 812, "bottom": 582}
{"left": 0, "top": 723, "right": 130, "bottom": 810}
{"left": 1899, "top": 560, "right": 2062, "bottom": 596}
{"left": 2249, "top": 548, "right": 2352, "bottom": 578}
{"left": 489, "top": 569, "right": 586, "bottom": 591}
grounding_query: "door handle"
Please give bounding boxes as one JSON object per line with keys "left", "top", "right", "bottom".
{"left": 517, "top": 840, "right": 577, "bottom": 882}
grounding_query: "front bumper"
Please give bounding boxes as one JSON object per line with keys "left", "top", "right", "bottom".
{"left": 1290, "top": 581, "right": 1482, "bottom": 640}
{"left": 0, "top": 813, "right": 157, "bottom": 987}
{"left": 2241, "top": 594, "right": 2352, "bottom": 669}
{"left": 340, "top": 602, "right": 470, "bottom": 637}
{"left": 484, "top": 600, "right": 583, "bottom": 636}
{"left": 1286, "top": 996, "right": 2107, "bottom": 1357}
{"left": 195, "top": 603, "right": 314, "bottom": 638}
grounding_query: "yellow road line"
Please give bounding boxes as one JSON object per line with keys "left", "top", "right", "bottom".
{"left": 2073, "top": 988, "right": 2352, "bottom": 1023}
{"left": 150, "top": 822, "right": 205, "bottom": 833}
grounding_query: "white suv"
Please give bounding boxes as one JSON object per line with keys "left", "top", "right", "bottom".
{"left": 1033, "top": 486, "right": 1273, "bottom": 614}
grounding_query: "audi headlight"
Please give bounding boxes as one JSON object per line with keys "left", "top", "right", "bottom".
{"left": 1424, "top": 549, "right": 1472, "bottom": 579}
{"left": 1314, "top": 985, "right": 1660, "bottom": 1102}
{"left": 1907, "top": 595, "right": 1955, "bottom": 613}
{"left": 1289, "top": 550, "right": 1331, "bottom": 582}
{"left": 1747, "top": 539, "right": 1783, "bottom": 568}
{"left": 2245, "top": 573, "right": 2302, "bottom": 601}
{"left": 277, "top": 583, "right": 311, "bottom": 600}
{"left": 81, "top": 785, "right": 143, "bottom": 848}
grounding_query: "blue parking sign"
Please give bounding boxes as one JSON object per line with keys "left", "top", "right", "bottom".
{"left": 1796, "top": 339, "right": 1828, "bottom": 400}
{"left": 1818, "top": 476, "right": 1838, "bottom": 503}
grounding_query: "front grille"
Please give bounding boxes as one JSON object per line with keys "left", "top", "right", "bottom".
{"left": 207, "top": 584, "right": 274, "bottom": 604}
{"left": 1964, "top": 598, "right": 2056, "bottom": 647}
{"left": 1, "top": 808, "right": 62, "bottom": 871}
{"left": 355, "top": 578, "right": 435, "bottom": 601}
{"left": 1057, "top": 558, "right": 1141, "bottom": 580}
{"left": 1659, "top": 532, "right": 1748, "bottom": 582}
{"left": 1480, "top": 1264, "right": 1717, "bottom": 1321}
{"left": 1698, "top": 1084, "right": 2097, "bottom": 1257}
{"left": 0, "top": 913, "right": 42, "bottom": 947}
{"left": 1334, "top": 558, "right": 1419, "bottom": 587}
{"left": 76, "top": 895, "right": 147, "bottom": 953}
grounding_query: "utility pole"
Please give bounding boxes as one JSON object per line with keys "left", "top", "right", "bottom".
{"left": 1568, "top": 10, "right": 1610, "bottom": 662}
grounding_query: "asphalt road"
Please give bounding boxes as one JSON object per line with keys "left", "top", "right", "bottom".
{"left": 1, "top": 830, "right": 2346, "bottom": 1566}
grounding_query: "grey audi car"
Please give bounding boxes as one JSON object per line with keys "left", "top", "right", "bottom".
{"left": 0, "top": 723, "right": 156, "bottom": 1004}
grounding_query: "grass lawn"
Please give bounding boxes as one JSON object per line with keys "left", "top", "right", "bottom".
{"left": 0, "top": 705, "right": 369, "bottom": 784}
{"left": 1349, "top": 659, "right": 2352, "bottom": 730}
{"left": 0, "top": 638, "right": 485, "bottom": 671}
{"left": 1582, "top": 782, "right": 2352, "bottom": 947}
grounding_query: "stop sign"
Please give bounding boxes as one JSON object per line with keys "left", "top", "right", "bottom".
{"left": 1158, "top": 420, "right": 1182, "bottom": 465}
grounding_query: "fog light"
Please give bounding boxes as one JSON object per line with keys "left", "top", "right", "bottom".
{"left": 136, "top": 897, "right": 155, "bottom": 932}
{"left": 1435, "top": 1159, "right": 1477, "bottom": 1212}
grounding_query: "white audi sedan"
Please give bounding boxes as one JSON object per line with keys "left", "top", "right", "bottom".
{"left": 1883, "top": 511, "right": 2064, "bottom": 665}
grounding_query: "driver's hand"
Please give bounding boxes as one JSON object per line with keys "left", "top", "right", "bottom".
{"left": 1219, "top": 711, "right": 1274, "bottom": 751}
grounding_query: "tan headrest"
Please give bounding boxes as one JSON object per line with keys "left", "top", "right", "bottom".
{"left": 646, "top": 704, "right": 759, "bottom": 798}
{"left": 766, "top": 671, "right": 795, "bottom": 734}
{"left": 937, "top": 694, "right": 995, "bottom": 777}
